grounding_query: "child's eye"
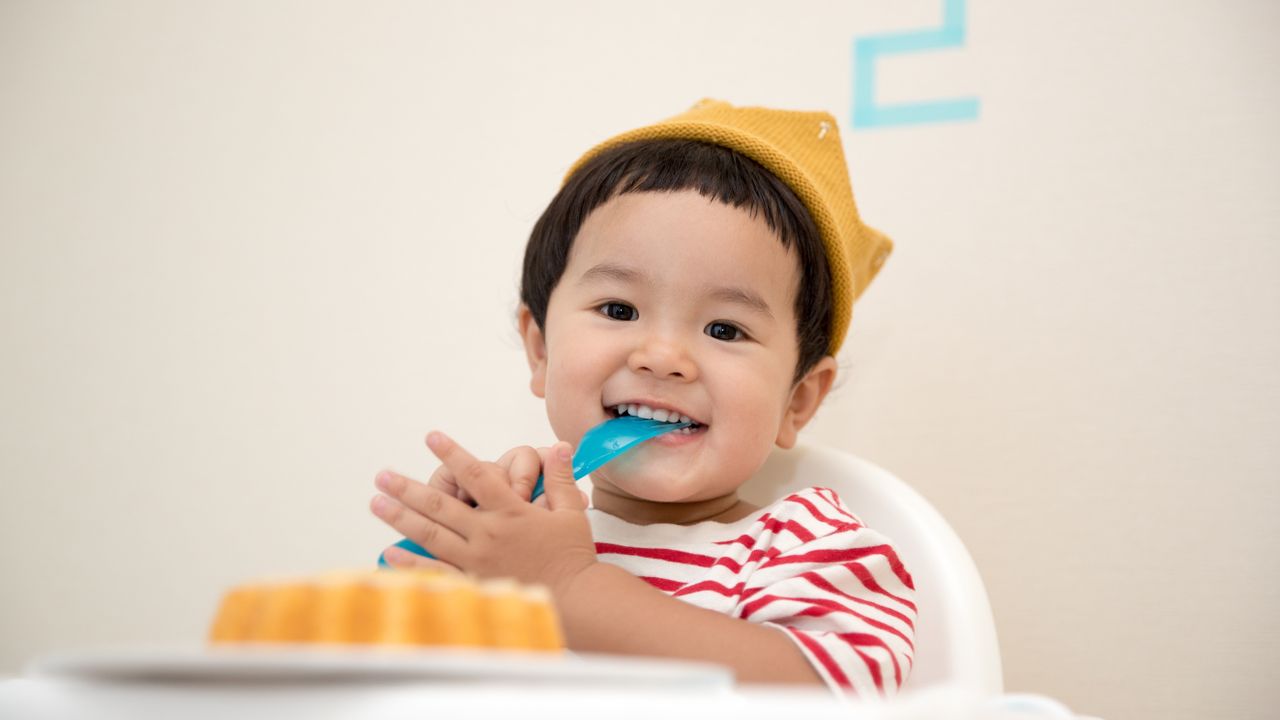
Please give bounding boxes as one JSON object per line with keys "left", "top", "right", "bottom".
{"left": 705, "top": 321, "right": 744, "bottom": 342}
{"left": 598, "top": 302, "right": 637, "bottom": 321}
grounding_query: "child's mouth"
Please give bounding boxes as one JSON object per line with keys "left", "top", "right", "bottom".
{"left": 609, "top": 403, "right": 706, "bottom": 436}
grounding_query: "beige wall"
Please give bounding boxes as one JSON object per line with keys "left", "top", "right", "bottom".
{"left": 2, "top": 2, "right": 1277, "bottom": 718}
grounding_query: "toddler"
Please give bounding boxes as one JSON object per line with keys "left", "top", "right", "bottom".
{"left": 370, "top": 99, "right": 916, "bottom": 697}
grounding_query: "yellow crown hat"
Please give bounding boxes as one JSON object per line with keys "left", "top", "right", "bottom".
{"left": 565, "top": 98, "right": 892, "bottom": 356}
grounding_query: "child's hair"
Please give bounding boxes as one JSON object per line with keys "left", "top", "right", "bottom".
{"left": 519, "top": 139, "right": 832, "bottom": 386}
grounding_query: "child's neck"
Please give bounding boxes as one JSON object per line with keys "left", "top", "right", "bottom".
{"left": 591, "top": 488, "right": 759, "bottom": 526}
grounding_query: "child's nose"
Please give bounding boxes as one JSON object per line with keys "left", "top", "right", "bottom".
{"left": 627, "top": 335, "right": 698, "bottom": 381}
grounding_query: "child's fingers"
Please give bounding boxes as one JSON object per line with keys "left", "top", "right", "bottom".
{"left": 529, "top": 446, "right": 587, "bottom": 508}
{"left": 503, "top": 446, "right": 542, "bottom": 502}
{"left": 382, "top": 545, "right": 463, "bottom": 574}
{"left": 370, "top": 491, "right": 468, "bottom": 562}
{"left": 542, "top": 441, "right": 586, "bottom": 511}
{"left": 428, "top": 444, "right": 543, "bottom": 507}
{"left": 428, "top": 465, "right": 476, "bottom": 506}
{"left": 376, "top": 469, "right": 476, "bottom": 538}
{"left": 425, "top": 432, "right": 520, "bottom": 510}
{"left": 424, "top": 438, "right": 474, "bottom": 505}
{"left": 531, "top": 490, "right": 587, "bottom": 508}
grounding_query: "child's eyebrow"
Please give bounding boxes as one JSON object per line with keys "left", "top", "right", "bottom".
{"left": 577, "top": 261, "right": 644, "bottom": 287}
{"left": 577, "top": 261, "right": 774, "bottom": 320}
{"left": 706, "top": 284, "right": 775, "bottom": 321}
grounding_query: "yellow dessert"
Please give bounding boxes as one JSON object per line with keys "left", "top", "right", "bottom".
{"left": 208, "top": 569, "right": 563, "bottom": 651}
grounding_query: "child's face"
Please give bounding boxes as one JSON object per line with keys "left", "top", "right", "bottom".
{"left": 520, "top": 190, "right": 835, "bottom": 516}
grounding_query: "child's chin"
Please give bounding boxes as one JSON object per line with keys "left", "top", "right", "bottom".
{"left": 597, "top": 473, "right": 692, "bottom": 503}
{"left": 621, "top": 480, "right": 704, "bottom": 504}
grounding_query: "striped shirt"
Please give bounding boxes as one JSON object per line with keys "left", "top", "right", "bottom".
{"left": 587, "top": 486, "right": 917, "bottom": 697}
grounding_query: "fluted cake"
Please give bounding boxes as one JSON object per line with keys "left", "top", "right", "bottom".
{"left": 208, "top": 569, "right": 564, "bottom": 651}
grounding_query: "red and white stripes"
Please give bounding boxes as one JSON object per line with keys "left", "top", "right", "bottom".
{"left": 588, "top": 487, "right": 916, "bottom": 697}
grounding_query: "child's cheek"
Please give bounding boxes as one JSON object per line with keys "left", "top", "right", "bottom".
{"left": 714, "top": 370, "right": 783, "bottom": 449}
{"left": 542, "top": 349, "right": 607, "bottom": 444}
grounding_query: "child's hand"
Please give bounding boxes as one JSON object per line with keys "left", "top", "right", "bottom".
{"left": 371, "top": 432, "right": 597, "bottom": 593}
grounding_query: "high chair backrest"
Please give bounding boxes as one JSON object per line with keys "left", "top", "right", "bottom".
{"left": 737, "top": 442, "right": 1004, "bottom": 695}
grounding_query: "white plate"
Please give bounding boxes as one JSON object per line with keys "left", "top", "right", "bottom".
{"left": 26, "top": 646, "right": 733, "bottom": 689}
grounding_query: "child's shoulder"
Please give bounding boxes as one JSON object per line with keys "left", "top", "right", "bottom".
{"left": 762, "top": 486, "right": 867, "bottom": 531}
{"left": 683, "top": 486, "right": 879, "bottom": 558}
{"left": 739, "top": 486, "right": 902, "bottom": 561}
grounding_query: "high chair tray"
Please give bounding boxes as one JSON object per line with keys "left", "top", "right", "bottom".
{"left": 26, "top": 646, "right": 733, "bottom": 689}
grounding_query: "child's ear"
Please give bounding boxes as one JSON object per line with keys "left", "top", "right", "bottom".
{"left": 775, "top": 356, "right": 838, "bottom": 449}
{"left": 517, "top": 305, "right": 548, "bottom": 399}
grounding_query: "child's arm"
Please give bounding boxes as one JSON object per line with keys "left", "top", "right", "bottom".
{"left": 371, "top": 432, "right": 823, "bottom": 686}
{"left": 553, "top": 557, "right": 823, "bottom": 684}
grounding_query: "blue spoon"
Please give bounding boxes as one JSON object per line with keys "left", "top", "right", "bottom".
{"left": 377, "top": 414, "right": 692, "bottom": 567}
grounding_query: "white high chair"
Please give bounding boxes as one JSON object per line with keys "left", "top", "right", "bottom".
{"left": 738, "top": 442, "right": 1004, "bottom": 695}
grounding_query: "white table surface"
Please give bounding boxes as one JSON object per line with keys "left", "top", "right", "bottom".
{"left": 1, "top": 647, "right": 1088, "bottom": 720}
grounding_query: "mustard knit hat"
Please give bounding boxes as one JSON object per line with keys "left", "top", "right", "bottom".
{"left": 564, "top": 99, "right": 892, "bottom": 356}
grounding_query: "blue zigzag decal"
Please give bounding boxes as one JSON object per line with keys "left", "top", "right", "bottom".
{"left": 853, "top": 0, "right": 980, "bottom": 128}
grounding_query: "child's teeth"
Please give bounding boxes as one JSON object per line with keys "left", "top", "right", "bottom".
{"left": 611, "top": 403, "right": 699, "bottom": 426}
